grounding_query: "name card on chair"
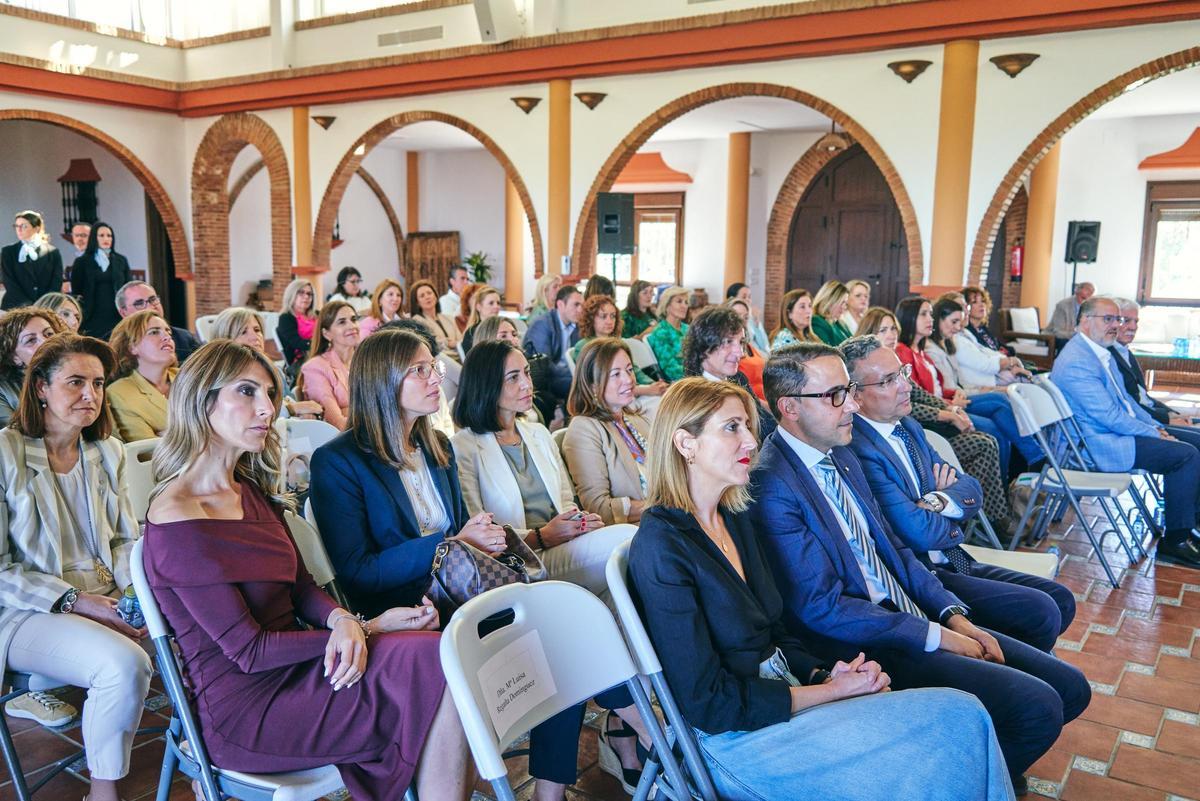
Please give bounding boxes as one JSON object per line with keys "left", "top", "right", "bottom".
{"left": 478, "top": 630, "right": 557, "bottom": 737}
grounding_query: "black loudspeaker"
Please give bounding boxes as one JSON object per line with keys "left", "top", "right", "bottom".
{"left": 597, "top": 192, "right": 635, "bottom": 255}
{"left": 1064, "top": 221, "right": 1101, "bottom": 263}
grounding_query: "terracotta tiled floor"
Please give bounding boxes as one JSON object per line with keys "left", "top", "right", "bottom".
{"left": 1, "top": 498, "right": 1197, "bottom": 800}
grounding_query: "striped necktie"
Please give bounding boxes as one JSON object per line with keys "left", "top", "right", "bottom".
{"left": 815, "top": 456, "right": 927, "bottom": 620}
{"left": 892, "top": 425, "right": 973, "bottom": 575}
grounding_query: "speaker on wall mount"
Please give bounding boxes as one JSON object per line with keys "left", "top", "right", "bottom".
{"left": 597, "top": 193, "right": 635, "bottom": 255}
{"left": 473, "top": 0, "right": 523, "bottom": 43}
{"left": 1064, "top": 220, "right": 1101, "bottom": 263}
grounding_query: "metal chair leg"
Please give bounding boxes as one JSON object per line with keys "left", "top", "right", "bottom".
{"left": 0, "top": 695, "right": 32, "bottom": 801}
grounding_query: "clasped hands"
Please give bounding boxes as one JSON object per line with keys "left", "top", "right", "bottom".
{"left": 323, "top": 597, "right": 440, "bottom": 692}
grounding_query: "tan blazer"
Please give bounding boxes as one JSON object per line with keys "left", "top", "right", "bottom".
{"left": 561, "top": 413, "right": 648, "bottom": 525}
{"left": 107, "top": 368, "right": 176, "bottom": 443}
{"left": 0, "top": 429, "right": 139, "bottom": 674}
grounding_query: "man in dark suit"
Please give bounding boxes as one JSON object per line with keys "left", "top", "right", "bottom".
{"left": 2, "top": 211, "right": 64, "bottom": 310}
{"left": 841, "top": 335, "right": 1075, "bottom": 652}
{"left": 749, "top": 342, "right": 1090, "bottom": 794}
{"left": 1110, "top": 298, "right": 1181, "bottom": 426}
{"left": 522, "top": 283, "right": 582, "bottom": 403}
{"left": 116, "top": 280, "right": 201, "bottom": 363}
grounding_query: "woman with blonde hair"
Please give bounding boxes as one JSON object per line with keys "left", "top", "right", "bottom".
{"left": 628, "top": 378, "right": 1012, "bottom": 801}
{"left": 143, "top": 339, "right": 475, "bottom": 801}
{"left": 646, "top": 285, "right": 690, "bottom": 382}
{"left": 472, "top": 314, "right": 521, "bottom": 345}
{"left": 0, "top": 306, "right": 66, "bottom": 427}
{"left": 358, "top": 278, "right": 405, "bottom": 338}
{"left": 527, "top": 272, "right": 562, "bottom": 325}
{"left": 33, "top": 292, "right": 82, "bottom": 333}
{"left": 460, "top": 285, "right": 502, "bottom": 352}
{"left": 409, "top": 278, "right": 460, "bottom": 352}
{"left": 812, "top": 280, "right": 853, "bottom": 345}
{"left": 277, "top": 278, "right": 318, "bottom": 366}
{"left": 300, "top": 300, "right": 360, "bottom": 430}
{"left": 212, "top": 307, "right": 323, "bottom": 418}
{"left": 770, "top": 288, "right": 819, "bottom": 349}
{"left": 841, "top": 279, "right": 871, "bottom": 334}
{"left": 107, "top": 309, "right": 178, "bottom": 442}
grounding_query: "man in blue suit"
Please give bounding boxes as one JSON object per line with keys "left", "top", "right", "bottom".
{"left": 1050, "top": 296, "right": 1200, "bottom": 567}
{"left": 750, "top": 342, "right": 1090, "bottom": 794}
{"left": 522, "top": 283, "right": 583, "bottom": 406}
{"left": 841, "top": 335, "right": 1075, "bottom": 652}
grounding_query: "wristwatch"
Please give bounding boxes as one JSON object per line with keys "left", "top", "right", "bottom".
{"left": 921, "top": 492, "right": 947, "bottom": 513}
{"left": 54, "top": 587, "right": 80, "bottom": 614}
{"left": 939, "top": 605, "right": 969, "bottom": 626}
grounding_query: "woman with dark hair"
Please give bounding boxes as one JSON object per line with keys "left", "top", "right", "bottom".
{"left": 571, "top": 295, "right": 667, "bottom": 398}
{"left": 328, "top": 266, "right": 371, "bottom": 314}
{"left": 0, "top": 307, "right": 66, "bottom": 427}
{"left": 107, "top": 309, "right": 178, "bottom": 442}
{"left": 926, "top": 299, "right": 1029, "bottom": 395}
{"left": 409, "top": 278, "right": 460, "bottom": 353}
{"left": 144, "top": 338, "right": 476, "bottom": 801}
{"left": 584, "top": 274, "right": 615, "bottom": 300}
{"left": 33, "top": 292, "right": 82, "bottom": 333}
{"left": 300, "top": 301, "right": 360, "bottom": 430}
{"left": 1, "top": 210, "right": 63, "bottom": 311}
{"left": 683, "top": 306, "right": 776, "bottom": 441}
{"left": 621, "top": 279, "right": 658, "bottom": 339}
{"left": 0, "top": 334, "right": 151, "bottom": 801}
{"left": 71, "top": 221, "right": 131, "bottom": 340}
{"left": 725, "top": 298, "right": 767, "bottom": 400}
{"left": 726, "top": 282, "right": 770, "bottom": 354}
{"left": 770, "top": 288, "right": 819, "bottom": 349}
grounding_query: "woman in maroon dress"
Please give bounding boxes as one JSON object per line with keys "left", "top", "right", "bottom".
{"left": 141, "top": 340, "right": 474, "bottom": 801}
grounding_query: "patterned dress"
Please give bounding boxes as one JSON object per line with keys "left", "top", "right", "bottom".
{"left": 647, "top": 320, "right": 688, "bottom": 382}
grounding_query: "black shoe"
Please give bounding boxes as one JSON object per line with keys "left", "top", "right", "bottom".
{"left": 1011, "top": 774, "right": 1028, "bottom": 797}
{"left": 1156, "top": 536, "right": 1200, "bottom": 568}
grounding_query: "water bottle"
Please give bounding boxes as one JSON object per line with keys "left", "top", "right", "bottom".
{"left": 1046, "top": 545, "right": 1061, "bottom": 578}
{"left": 117, "top": 586, "right": 145, "bottom": 629}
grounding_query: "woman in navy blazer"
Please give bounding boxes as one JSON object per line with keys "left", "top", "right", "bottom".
{"left": 629, "top": 378, "right": 1013, "bottom": 801}
{"left": 309, "top": 328, "right": 505, "bottom": 616}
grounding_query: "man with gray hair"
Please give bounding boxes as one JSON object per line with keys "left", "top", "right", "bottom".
{"left": 115, "top": 280, "right": 200, "bottom": 363}
{"left": 841, "top": 335, "right": 1075, "bottom": 653}
{"left": 1043, "top": 281, "right": 1094, "bottom": 350}
{"left": 1108, "top": 298, "right": 1180, "bottom": 426}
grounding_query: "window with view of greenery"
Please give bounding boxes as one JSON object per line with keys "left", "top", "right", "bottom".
{"left": 1139, "top": 181, "right": 1200, "bottom": 307}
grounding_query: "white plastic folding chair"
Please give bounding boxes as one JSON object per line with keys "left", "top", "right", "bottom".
{"left": 606, "top": 542, "right": 719, "bottom": 801}
{"left": 260, "top": 312, "right": 281, "bottom": 348}
{"left": 282, "top": 418, "right": 340, "bottom": 454}
{"left": 1007, "top": 383, "right": 1137, "bottom": 587}
{"left": 551, "top": 427, "right": 568, "bottom": 457}
{"left": 195, "top": 314, "right": 219, "bottom": 343}
{"left": 284, "top": 510, "right": 350, "bottom": 609}
{"left": 922, "top": 429, "right": 1005, "bottom": 550}
{"left": 439, "top": 581, "right": 690, "bottom": 801}
{"left": 130, "top": 540, "right": 348, "bottom": 801}
{"left": 624, "top": 337, "right": 659, "bottom": 372}
{"left": 123, "top": 437, "right": 159, "bottom": 524}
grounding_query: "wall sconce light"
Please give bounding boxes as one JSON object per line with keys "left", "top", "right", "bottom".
{"left": 989, "top": 53, "right": 1040, "bottom": 78}
{"left": 887, "top": 60, "right": 932, "bottom": 83}
{"left": 511, "top": 97, "right": 542, "bottom": 114}
{"left": 311, "top": 115, "right": 337, "bottom": 129}
{"left": 575, "top": 92, "right": 607, "bottom": 110}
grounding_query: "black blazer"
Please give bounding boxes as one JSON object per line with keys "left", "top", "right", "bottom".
{"left": 277, "top": 311, "right": 311, "bottom": 366}
{"left": 628, "top": 504, "right": 825, "bottom": 735}
{"left": 309, "top": 429, "right": 469, "bottom": 616}
{"left": 1109, "top": 346, "right": 1173, "bottom": 426}
{"left": 1, "top": 242, "right": 63, "bottom": 309}
{"left": 71, "top": 251, "right": 131, "bottom": 339}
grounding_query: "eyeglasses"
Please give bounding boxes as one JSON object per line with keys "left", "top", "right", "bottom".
{"left": 854, "top": 363, "right": 912, "bottom": 393}
{"left": 787, "top": 383, "right": 858, "bottom": 408}
{"left": 129, "top": 295, "right": 160, "bottom": 310}
{"left": 1084, "top": 314, "right": 1128, "bottom": 325}
{"left": 405, "top": 361, "right": 447, "bottom": 381}
{"left": 345, "top": 278, "right": 362, "bottom": 285}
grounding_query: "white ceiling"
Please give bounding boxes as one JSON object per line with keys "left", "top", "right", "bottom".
{"left": 1089, "top": 65, "right": 1200, "bottom": 120}
{"left": 647, "top": 96, "right": 832, "bottom": 142}
{"left": 380, "top": 120, "right": 486, "bottom": 151}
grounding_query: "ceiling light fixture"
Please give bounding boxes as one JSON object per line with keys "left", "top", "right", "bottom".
{"left": 511, "top": 97, "right": 542, "bottom": 114}
{"left": 887, "top": 59, "right": 932, "bottom": 83}
{"left": 311, "top": 115, "right": 336, "bottom": 129}
{"left": 814, "top": 121, "right": 849, "bottom": 153}
{"left": 575, "top": 92, "right": 607, "bottom": 110}
{"left": 989, "top": 53, "right": 1040, "bottom": 78}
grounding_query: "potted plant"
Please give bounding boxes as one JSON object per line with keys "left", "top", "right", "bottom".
{"left": 464, "top": 251, "right": 493, "bottom": 284}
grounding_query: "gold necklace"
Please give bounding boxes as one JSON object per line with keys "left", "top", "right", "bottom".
{"left": 701, "top": 522, "right": 731, "bottom": 554}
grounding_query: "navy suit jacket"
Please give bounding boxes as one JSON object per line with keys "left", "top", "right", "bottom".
{"left": 749, "top": 431, "right": 962, "bottom": 660}
{"left": 523, "top": 309, "right": 578, "bottom": 387}
{"left": 848, "top": 415, "right": 981, "bottom": 560}
{"left": 310, "top": 430, "right": 468, "bottom": 615}
{"left": 1109, "top": 345, "right": 1174, "bottom": 426}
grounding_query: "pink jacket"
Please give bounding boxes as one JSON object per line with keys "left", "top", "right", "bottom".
{"left": 300, "top": 350, "right": 350, "bottom": 430}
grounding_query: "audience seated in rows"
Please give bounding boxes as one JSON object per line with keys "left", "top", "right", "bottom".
{"left": 33, "top": 292, "right": 82, "bottom": 333}
{"left": 749, "top": 343, "right": 1090, "bottom": 795}
{"left": 963, "top": 286, "right": 1011, "bottom": 356}
{"left": 770, "top": 288, "right": 818, "bottom": 349}
{"left": 410, "top": 278, "right": 461, "bottom": 353}
{"left": 211, "top": 306, "right": 324, "bottom": 419}
{"left": 107, "top": 309, "right": 178, "bottom": 442}
{"left": 628, "top": 377, "right": 1013, "bottom": 801}
{"left": 683, "top": 306, "right": 777, "bottom": 442}
{"left": 116, "top": 281, "right": 200, "bottom": 363}
{"left": 646, "top": 286, "right": 690, "bottom": 382}
{"left": 0, "top": 307, "right": 66, "bottom": 428}
{"left": 144, "top": 338, "right": 474, "bottom": 801}
{"left": 460, "top": 284, "right": 502, "bottom": 353}
{"left": 358, "top": 278, "right": 404, "bottom": 338}
{"left": 2, "top": 211, "right": 63, "bottom": 311}
{"left": 841, "top": 335, "right": 1075, "bottom": 651}
{"left": 812, "top": 280, "right": 854, "bottom": 346}
{"left": 71, "top": 222, "right": 130, "bottom": 341}
{"left": 277, "top": 278, "right": 318, "bottom": 367}
{"left": 925, "top": 298, "right": 1031, "bottom": 392}
{"left": 0, "top": 334, "right": 151, "bottom": 801}
{"left": 726, "top": 281, "right": 771, "bottom": 353}
{"left": 1051, "top": 296, "right": 1200, "bottom": 567}
{"left": 300, "top": 300, "right": 359, "bottom": 430}
{"left": 523, "top": 284, "right": 583, "bottom": 409}
{"left": 571, "top": 294, "right": 667, "bottom": 399}
{"left": 621, "top": 279, "right": 658, "bottom": 340}
{"left": 327, "top": 266, "right": 372, "bottom": 315}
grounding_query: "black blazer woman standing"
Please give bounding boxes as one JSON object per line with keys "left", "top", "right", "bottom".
{"left": 2, "top": 211, "right": 63, "bottom": 310}
{"left": 71, "top": 222, "right": 131, "bottom": 340}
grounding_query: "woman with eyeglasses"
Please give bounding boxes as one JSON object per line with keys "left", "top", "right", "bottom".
{"left": 71, "top": 222, "right": 131, "bottom": 340}
{"left": 300, "top": 301, "right": 360, "bottom": 431}
{"left": 107, "top": 310, "right": 178, "bottom": 442}
{"left": 571, "top": 295, "right": 667, "bottom": 399}
{"left": 684, "top": 306, "right": 777, "bottom": 441}
{"left": 277, "top": 279, "right": 318, "bottom": 367}
{"left": 33, "top": 292, "right": 83, "bottom": 333}
{"left": 0, "top": 307, "right": 66, "bottom": 428}
{"left": 2, "top": 210, "right": 63, "bottom": 311}
{"left": 328, "top": 266, "right": 372, "bottom": 315}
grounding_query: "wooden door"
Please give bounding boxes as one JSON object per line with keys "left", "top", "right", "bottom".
{"left": 786, "top": 145, "right": 909, "bottom": 309}
{"left": 404, "top": 232, "right": 460, "bottom": 291}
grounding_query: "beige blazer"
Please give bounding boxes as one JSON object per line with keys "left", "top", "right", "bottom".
{"left": 561, "top": 413, "right": 648, "bottom": 524}
{"left": 0, "top": 430, "right": 139, "bottom": 674}
{"left": 108, "top": 368, "right": 176, "bottom": 443}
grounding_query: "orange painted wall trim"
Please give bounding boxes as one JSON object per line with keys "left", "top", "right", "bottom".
{"left": 1139, "top": 127, "right": 1200, "bottom": 169}
{"left": 615, "top": 152, "right": 693, "bottom": 184}
{"left": 406, "top": 152, "right": 420, "bottom": 235}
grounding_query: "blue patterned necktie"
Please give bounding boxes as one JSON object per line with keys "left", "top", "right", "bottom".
{"left": 815, "top": 457, "right": 927, "bottom": 619}
{"left": 892, "top": 425, "right": 972, "bottom": 575}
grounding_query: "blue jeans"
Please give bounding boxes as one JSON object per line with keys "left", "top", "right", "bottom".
{"left": 967, "top": 392, "right": 1041, "bottom": 475}
{"left": 693, "top": 688, "right": 1014, "bottom": 801}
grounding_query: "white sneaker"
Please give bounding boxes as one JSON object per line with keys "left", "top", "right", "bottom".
{"left": 5, "top": 691, "right": 78, "bottom": 727}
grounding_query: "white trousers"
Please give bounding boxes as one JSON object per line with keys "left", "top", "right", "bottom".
{"left": 7, "top": 612, "right": 153, "bottom": 780}
{"left": 539, "top": 524, "right": 634, "bottom": 602}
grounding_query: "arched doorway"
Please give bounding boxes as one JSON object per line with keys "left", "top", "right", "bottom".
{"left": 785, "top": 144, "right": 909, "bottom": 311}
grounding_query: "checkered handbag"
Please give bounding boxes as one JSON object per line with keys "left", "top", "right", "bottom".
{"left": 427, "top": 525, "right": 548, "bottom": 612}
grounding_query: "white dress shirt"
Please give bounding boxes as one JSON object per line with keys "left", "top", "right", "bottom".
{"left": 439, "top": 289, "right": 461, "bottom": 319}
{"left": 1080, "top": 333, "right": 1138, "bottom": 419}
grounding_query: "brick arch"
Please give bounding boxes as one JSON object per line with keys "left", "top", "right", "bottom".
{"left": 969, "top": 46, "right": 1200, "bottom": 281}
{"left": 0, "top": 109, "right": 191, "bottom": 280}
{"left": 192, "top": 113, "right": 291, "bottom": 315}
{"left": 571, "top": 83, "right": 923, "bottom": 289}
{"left": 313, "top": 111, "right": 543, "bottom": 276}
{"left": 762, "top": 135, "right": 854, "bottom": 330}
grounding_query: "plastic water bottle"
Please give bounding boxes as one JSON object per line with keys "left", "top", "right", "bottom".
{"left": 117, "top": 586, "right": 145, "bottom": 629}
